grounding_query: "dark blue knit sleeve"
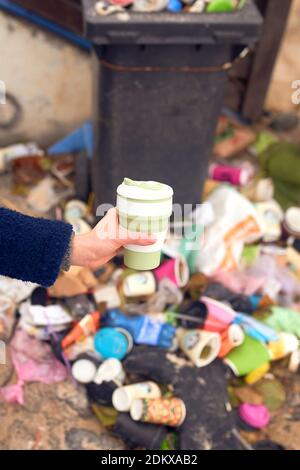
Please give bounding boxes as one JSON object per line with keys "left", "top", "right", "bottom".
{"left": 0, "top": 207, "right": 73, "bottom": 287}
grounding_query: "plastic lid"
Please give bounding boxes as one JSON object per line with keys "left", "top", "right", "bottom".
{"left": 117, "top": 177, "right": 173, "bottom": 201}
{"left": 112, "top": 387, "right": 131, "bottom": 412}
{"left": 94, "top": 327, "right": 129, "bottom": 360}
{"left": 71, "top": 359, "right": 97, "bottom": 384}
{"left": 239, "top": 403, "right": 270, "bottom": 429}
{"left": 130, "top": 398, "right": 144, "bottom": 421}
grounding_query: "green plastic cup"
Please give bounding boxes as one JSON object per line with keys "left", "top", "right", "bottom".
{"left": 117, "top": 178, "right": 173, "bottom": 271}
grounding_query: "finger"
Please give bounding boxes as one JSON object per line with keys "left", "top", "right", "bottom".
{"left": 94, "top": 207, "right": 118, "bottom": 239}
{"left": 100, "top": 207, "right": 118, "bottom": 228}
{"left": 125, "top": 231, "right": 157, "bottom": 246}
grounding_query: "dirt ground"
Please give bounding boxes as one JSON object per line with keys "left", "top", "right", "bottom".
{"left": 1, "top": 1, "right": 300, "bottom": 450}
{"left": 241, "top": 363, "right": 300, "bottom": 450}
{"left": 0, "top": 379, "right": 124, "bottom": 450}
{"left": 2, "top": 313, "right": 300, "bottom": 450}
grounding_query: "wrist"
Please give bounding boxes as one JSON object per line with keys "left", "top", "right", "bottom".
{"left": 61, "top": 231, "right": 74, "bottom": 271}
{"left": 71, "top": 234, "right": 95, "bottom": 268}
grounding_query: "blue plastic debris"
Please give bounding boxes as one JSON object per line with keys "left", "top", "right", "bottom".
{"left": 48, "top": 121, "right": 93, "bottom": 159}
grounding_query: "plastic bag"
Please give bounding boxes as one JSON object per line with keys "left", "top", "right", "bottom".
{"left": 198, "top": 187, "right": 263, "bottom": 275}
{"left": 0, "top": 329, "right": 67, "bottom": 405}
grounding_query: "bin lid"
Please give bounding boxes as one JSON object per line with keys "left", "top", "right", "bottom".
{"left": 82, "top": 0, "right": 262, "bottom": 45}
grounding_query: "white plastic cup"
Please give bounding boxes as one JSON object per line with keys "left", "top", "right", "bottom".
{"left": 123, "top": 271, "right": 156, "bottom": 297}
{"left": 179, "top": 329, "right": 221, "bottom": 367}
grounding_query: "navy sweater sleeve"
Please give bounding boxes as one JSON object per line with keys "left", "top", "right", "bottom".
{"left": 0, "top": 207, "right": 73, "bottom": 287}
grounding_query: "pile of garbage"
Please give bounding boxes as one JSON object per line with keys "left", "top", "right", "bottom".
{"left": 94, "top": 0, "right": 245, "bottom": 16}
{"left": 0, "top": 112, "right": 300, "bottom": 450}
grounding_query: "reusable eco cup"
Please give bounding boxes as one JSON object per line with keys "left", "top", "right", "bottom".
{"left": 112, "top": 381, "right": 161, "bottom": 412}
{"left": 178, "top": 328, "right": 221, "bottom": 367}
{"left": 130, "top": 397, "right": 186, "bottom": 427}
{"left": 117, "top": 178, "right": 173, "bottom": 270}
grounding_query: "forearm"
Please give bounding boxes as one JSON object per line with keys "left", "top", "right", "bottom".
{"left": 0, "top": 207, "right": 73, "bottom": 287}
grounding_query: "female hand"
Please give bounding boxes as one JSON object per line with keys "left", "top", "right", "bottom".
{"left": 71, "top": 208, "right": 156, "bottom": 269}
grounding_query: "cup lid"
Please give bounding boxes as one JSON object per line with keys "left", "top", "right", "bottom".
{"left": 239, "top": 403, "right": 270, "bottom": 429}
{"left": 117, "top": 178, "right": 173, "bottom": 201}
{"left": 112, "top": 387, "right": 131, "bottom": 412}
{"left": 71, "top": 359, "right": 97, "bottom": 384}
{"left": 130, "top": 398, "right": 144, "bottom": 421}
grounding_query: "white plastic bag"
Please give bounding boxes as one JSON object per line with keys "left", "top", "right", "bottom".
{"left": 197, "top": 186, "right": 264, "bottom": 275}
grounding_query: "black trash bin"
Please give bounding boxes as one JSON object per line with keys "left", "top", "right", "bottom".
{"left": 82, "top": 0, "right": 262, "bottom": 209}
